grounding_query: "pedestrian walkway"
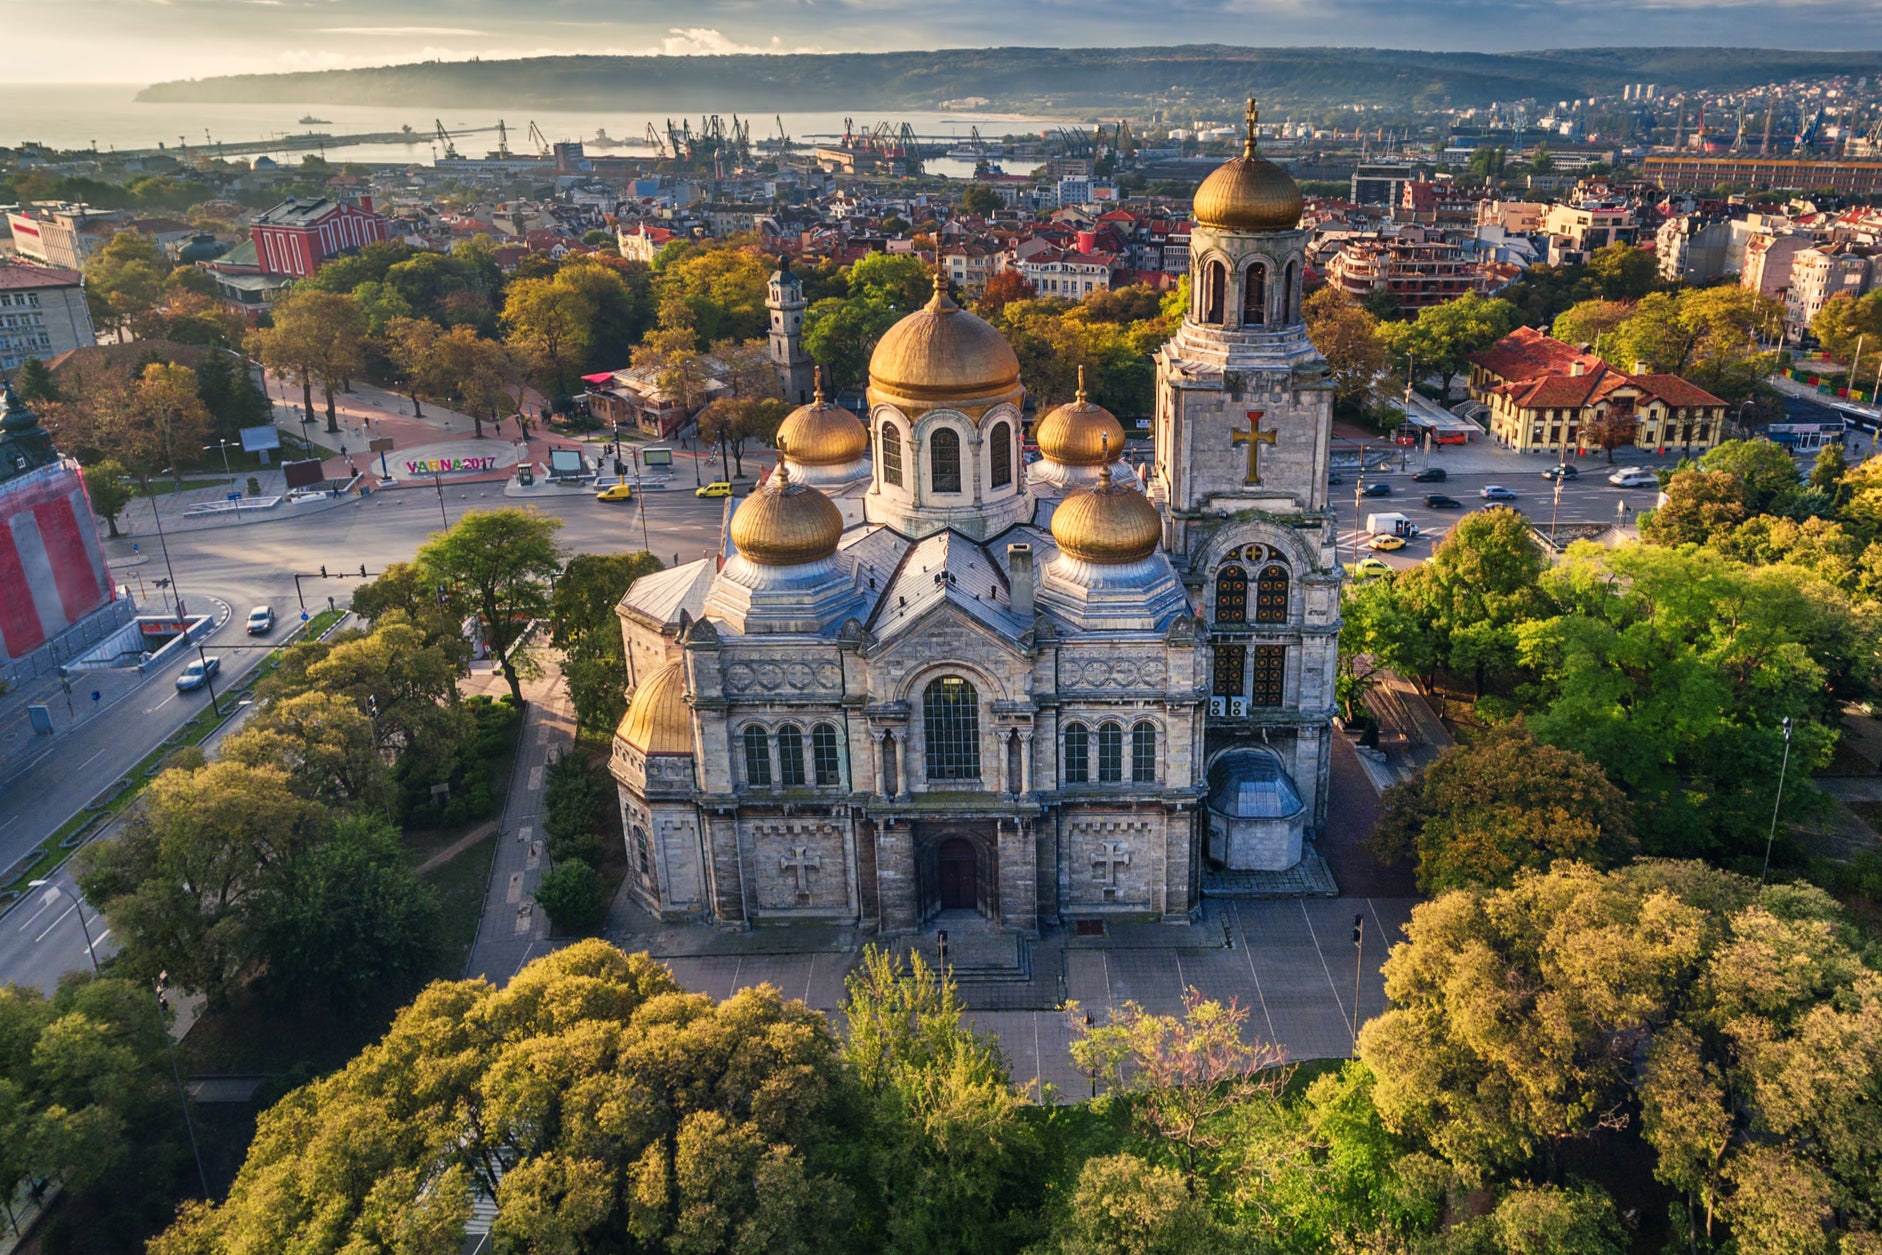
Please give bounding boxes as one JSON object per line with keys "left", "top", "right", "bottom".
{"left": 462, "top": 654, "right": 573, "bottom": 985}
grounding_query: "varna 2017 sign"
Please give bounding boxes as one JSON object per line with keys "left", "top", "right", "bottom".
{"left": 405, "top": 456, "right": 499, "bottom": 474}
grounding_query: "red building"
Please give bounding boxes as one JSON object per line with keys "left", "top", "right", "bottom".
{"left": 249, "top": 196, "right": 392, "bottom": 278}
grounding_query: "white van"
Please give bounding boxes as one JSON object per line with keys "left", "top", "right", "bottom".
{"left": 1365, "top": 512, "right": 1420, "bottom": 538}
{"left": 1609, "top": 467, "right": 1659, "bottom": 487}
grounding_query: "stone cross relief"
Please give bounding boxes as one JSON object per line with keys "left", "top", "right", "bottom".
{"left": 1092, "top": 841, "right": 1131, "bottom": 888}
{"left": 1230, "top": 410, "right": 1275, "bottom": 485}
{"left": 780, "top": 845, "right": 820, "bottom": 901}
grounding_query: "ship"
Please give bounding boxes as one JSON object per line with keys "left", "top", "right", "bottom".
{"left": 298, "top": 115, "right": 332, "bottom": 126}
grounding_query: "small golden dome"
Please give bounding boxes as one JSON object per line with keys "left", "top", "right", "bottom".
{"left": 1034, "top": 366, "right": 1126, "bottom": 467}
{"left": 1052, "top": 463, "right": 1162, "bottom": 565}
{"left": 867, "top": 272, "right": 1022, "bottom": 411}
{"left": 776, "top": 369, "right": 869, "bottom": 466}
{"left": 1192, "top": 98, "right": 1303, "bottom": 235}
{"left": 729, "top": 456, "right": 845, "bottom": 566}
{"left": 618, "top": 660, "right": 692, "bottom": 755}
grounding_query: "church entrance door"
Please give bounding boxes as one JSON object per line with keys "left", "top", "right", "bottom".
{"left": 937, "top": 838, "right": 977, "bottom": 910}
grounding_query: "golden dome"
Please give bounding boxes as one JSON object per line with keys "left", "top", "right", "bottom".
{"left": 867, "top": 273, "right": 1023, "bottom": 415}
{"left": 1051, "top": 464, "right": 1162, "bottom": 564}
{"left": 1034, "top": 366, "right": 1126, "bottom": 467}
{"left": 1192, "top": 99, "right": 1303, "bottom": 235}
{"left": 776, "top": 369, "right": 868, "bottom": 466}
{"left": 618, "top": 660, "right": 692, "bottom": 756}
{"left": 729, "top": 457, "right": 845, "bottom": 566}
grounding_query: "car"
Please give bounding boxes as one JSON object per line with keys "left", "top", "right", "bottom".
{"left": 1367, "top": 533, "right": 1407, "bottom": 551}
{"left": 1609, "top": 467, "right": 1660, "bottom": 487}
{"left": 244, "top": 605, "right": 274, "bottom": 635}
{"left": 1541, "top": 464, "right": 1580, "bottom": 481}
{"left": 1346, "top": 556, "right": 1393, "bottom": 580}
{"left": 1480, "top": 484, "right": 1519, "bottom": 501}
{"left": 696, "top": 481, "right": 732, "bottom": 498}
{"left": 595, "top": 482, "right": 635, "bottom": 502}
{"left": 175, "top": 656, "right": 221, "bottom": 692}
{"left": 1327, "top": 471, "right": 1343, "bottom": 485}
{"left": 1361, "top": 482, "right": 1392, "bottom": 497}
{"left": 1424, "top": 494, "right": 1461, "bottom": 509}
{"left": 1410, "top": 467, "right": 1447, "bottom": 482}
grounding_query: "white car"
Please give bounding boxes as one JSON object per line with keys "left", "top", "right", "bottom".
{"left": 1608, "top": 468, "right": 1659, "bottom": 487}
{"left": 245, "top": 605, "right": 275, "bottom": 634}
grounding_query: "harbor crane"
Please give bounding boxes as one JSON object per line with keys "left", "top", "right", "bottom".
{"left": 433, "top": 119, "right": 459, "bottom": 160}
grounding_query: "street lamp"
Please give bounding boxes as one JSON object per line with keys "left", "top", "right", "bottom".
{"left": 936, "top": 928, "right": 949, "bottom": 972}
{"left": 1352, "top": 449, "right": 1366, "bottom": 565}
{"left": 136, "top": 472, "right": 187, "bottom": 620}
{"left": 1761, "top": 716, "right": 1794, "bottom": 885}
{"left": 432, "top": 472, "right": 450, "bottom": 529}
{"left": 1085, "top": 1012, "right": 1097, "bottom": 1098}
{"left": 154, "top": 971, "right": 212, "bottom": 1199}
{"left": 28, "top": 880, "right": 98, "bottom": 973}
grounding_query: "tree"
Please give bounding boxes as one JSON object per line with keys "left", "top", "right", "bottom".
{"left": 959, "top": 184, "right": 1002, "bottom": 216}
{"left": 1304, "top": 287, "right": 1387, "bottom": 404}
{"left": 802, "top": 296, "right": 902, "bottom": 393}
{"left": 1370, "top": 721, "right": 1635, "bottom": 892}
{"left": 1581, "top": 410, "right": 1640, "bottom": 464}
{"left": 698, "top": 396, "right": 789, "bottom": 478}
{"left": 1376, "top": 292, "right": 1519, "bottom": 400}
{"left": 75, "top": 760, "right": 325, "bottom": 1000}
{"left": 82, "top": 459, "right": 132, "bottom": 538}
{"left": 532, "top": 858, "right": 608, "bottom": 932}
{"left": 1550, "top": 298, "right": 1634, "bottom": 350}
{"left": 1808, "top": 442, "right": 1850, "bottom": 499}
{"left": 417, "top": 508, "right": 564, "bottom": 704}
{"left": 253, "top": 815, "right": 442, "bottom": 1012}
{"left": 845, "top": 252, "right": 934, "bottom": 313}
{"left": 134, "top": 361, "right": 213, "bottom": 490}
{"left": 1041, "top": 1154, "right": 1226, "bottom": 1255}
{"left": 1606, "top": 286, "right": 1781, "bottom": 402}
{"left": 153, "top": 943, "right": 854, "bottom": 1255}
{"left": 974, "top": 270, "right": 1036, "bottom": 321}
{"left": 1810, "top": 291, "right": 1882, "bottom": 378}
{"left": 14, "top": 355, "right": 58, "bottom": 403}
{"left": 83, "top": 231, "right": 168, "bottom": 338}
{"left": 382, "top": 315, "right": 443, "bottom": 421}
{"left": 551, "top": 551, "right": 664, "bottom": 733}
{"left": 221, "top": 689, "right": 387, "bottom": 806}
{"left": 258, "top": 287, "right": 367, "bottom": 433}
{"left": 291, "top": 620, "right": 471, "bottom": 782}
{"left": 1070, "top": 988, "right": 1288, "bottom": 1188}
{"left": 1698, "top": 438, "right": 1800, "bottom": 512}
{"left": 1585, "top": 242, "right": 1657, "bottom": 301}
{"left": 501, "top": 272, "right": 594, "bottom": 397}
{"left": 658, "top": 244, "right": 772, "bottom": 343}
{"left": 1639, "top": 469, "right": 1749, "bottom": 546}
{"left": 630, "top": 295, "right": 714, "bottom": 434}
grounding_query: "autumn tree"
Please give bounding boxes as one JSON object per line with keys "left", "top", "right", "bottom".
{"left": 974, "top": 269, "right": 1036, "bottom": 321}
{"left": 418, "top": 508, "right": 564, "bottom": 704}
{"left": 501, "top": 270, "right": 594, "bottom": 396}
{"left": 83, "top": 231, "right": 168, "bottom": 338}
{"left": 1371, "top": 721, "right": 1635, "bottom": 892}
{"left": 1304, "top": 286, "right": 1387, "bottom": 404}
{"left": 135, "top": 361, "right": 213, "bottom": 489}
{"left": 221, "top": 689, "right": 387, "bottom": 806}
{"left": 1639, "top": 469, "right": 1748, "bottom": 546}
{"left": 382, "top": 314, "right": 443, "bottom": 420}
{"left": 1810, "top": 290, "right": 1882, "bottom": 378}
{"left": 255, "top": 287, "right": 366, "bottom": 433}
{"left": 1550, "top": 298, "right": 1635, "bottom": 351}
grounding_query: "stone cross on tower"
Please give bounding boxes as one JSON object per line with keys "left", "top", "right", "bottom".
{"left": 1230, "top": 410, "right": 1275, "bottom": 484}
{"left": 780, "top": 845, "right": 820, "bottom": 899}
{"left": 1092, "top": 841, "right": 1131, "bottom": 888}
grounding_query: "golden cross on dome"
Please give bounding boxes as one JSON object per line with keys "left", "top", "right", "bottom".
{"left": 1231, "top": 410, "right": 1274, "bottom": 484}
{"left": 1244, "top": 98, "right": 1260, "bottom": 155}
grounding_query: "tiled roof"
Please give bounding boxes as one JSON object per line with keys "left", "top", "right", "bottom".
{"left": 1470, "top": 326, "right": 1604, "bottom": 382}
{"left": 1632, "top": 373, "right": 1726, "bottom": 408}
{"left": 858, "top": 527, "right": 1034, "bottom": 641}
{"left": 0, "top": 262, "right": 82, "bottom": 289}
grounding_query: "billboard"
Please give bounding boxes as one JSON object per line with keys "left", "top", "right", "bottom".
{"left": 282, "top": 458, "right": 326, "bottom": 489}
{"left": 548, "top": 449, "right": 585, "bottom": 475}
{"left": 642, "top": 446, "right": 673, "bottom": 467}
{"left": 239, "top": 425, "right": 281, "bottom": 452}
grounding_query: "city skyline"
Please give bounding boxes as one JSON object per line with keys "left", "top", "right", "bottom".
{"left": 17, "top": 0, "right": 1882, "bottom": 86}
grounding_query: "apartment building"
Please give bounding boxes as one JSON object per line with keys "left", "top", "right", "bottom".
{"left": 0, "top": 263, "right": 96, "bottom": 375}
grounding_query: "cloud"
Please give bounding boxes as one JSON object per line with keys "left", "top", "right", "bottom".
{"left": 319, "top": 25, "right": 490, "bottom": 35}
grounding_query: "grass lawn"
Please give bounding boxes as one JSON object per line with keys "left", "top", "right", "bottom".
{"left": 425, "top": 828, "right": 500, "bottom": 975}
{"left": 135, "top": 477, "right": 234, "bottom": 497}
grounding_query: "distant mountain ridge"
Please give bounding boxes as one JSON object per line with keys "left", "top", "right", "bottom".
{"left": 136, "top": 45, "right": 1877, "bottom": 114}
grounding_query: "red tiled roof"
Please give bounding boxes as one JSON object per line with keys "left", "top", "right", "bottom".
{"left": 0, "top": 261, "right": 82, "bottom": 289}
{"left": 1470, "top": 326, "right": 1603, "bottom": 383}
{"left": 1632, "top": 373, "right": 1725, "bottom": 408}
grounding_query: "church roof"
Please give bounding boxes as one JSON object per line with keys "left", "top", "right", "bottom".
{"left": 619, "top": 558, "right": 716, "bottom": 628}
{"left": 864, "top": 528, "right": 1034, "bottom": 641}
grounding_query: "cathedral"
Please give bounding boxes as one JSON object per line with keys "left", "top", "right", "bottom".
{"left": 610, "top": 105, "right": 1341, "bottom": 934}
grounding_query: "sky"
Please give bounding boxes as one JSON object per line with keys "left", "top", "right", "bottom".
{"left": 11, "top": 0, "right": 1877, "bottom": 85}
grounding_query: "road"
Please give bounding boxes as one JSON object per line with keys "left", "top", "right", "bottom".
{"left": 0, "top": 471, "right": 734, "bottom": 993}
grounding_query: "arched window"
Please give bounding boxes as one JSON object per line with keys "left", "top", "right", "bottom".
{"left": 1243, "top": 261, "right": 1267, "bottom": 326}
{"left": 776, "top": 725, "right": 806, "bottom": 788}
{"left": 1203, "top": 261, "right": 1226, "bottom": 324}
{"left": 930, "top": 427, "right": 962, "bottom": 494}
{"left": 1097, "top": 721, "right": 1124, "bottom": 784}
{"left": 812, "top": 723, "right": 842, "bottom": 787}
{"left": 1214, "top": 564, "right": 1248, "bottom": 624}
{"left": 989, "top": 420, "right": 1012, "bottom": 489}
{"left": 881, "top": 422, "right": 904, "bottom": 487}
{"left": 1006, "top": 732, "right": 1023, "bottom": 792}
{"left": 742, "top": 725, "right": 771, "bottom": 787}
{"left": 1255, "top": 564, "right": 1290, "bottom": 623}
{"left": 1063, "top": 722, "right": 1089, "bottom": 785}
{"left": 1131, "top": 722, "right": 1157, "bottom": 784}
{"left": 923, "top": 677, "right": 980, "bottom": 782}
{"left": 1283, "top": 259, "right": 1300, "bottom": 322}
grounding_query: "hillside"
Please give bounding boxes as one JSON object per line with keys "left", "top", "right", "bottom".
{"left": 136, "top": 45, "right": 1879, "bottom": 115}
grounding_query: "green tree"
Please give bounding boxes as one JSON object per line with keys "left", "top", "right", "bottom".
{"left": 1698, "top": 438, "right": 1800, "bottom": 512}
{"left": 502, "top": 271, "right": 595, "bottom": 397}
{"left": 1372, "top": 722, "right": 1634, "bottom": 892}
{"left": 1376, "top": 292, "right": 1519, "bottom": 400}
{"left": 75, "top": 761, "right": 325, "bottom": 1000}
{"left": 1810, "top": 290, "right": 1882, "bottom": 378}
{"left": 1550, "top": 298, "right": 1634, "bottom": 350}
{"left": 551, "top": 550, "right": 664, "bottom": 733}
{"left": 258, "top": 287, "right": 367, "bottom": 433}
{"left": 958, "top": 184, "right": 1002, "bottom": 216}
{"left": 802, "top": 296, "right": 902, "bottom": 393}
{"left": 1639, "top": 469, "right": 1749, "bottom": 546}
{"left": 221, "top": 689, "right": 387, "bottom": 806}
{"left": 83, "top": 231, "right": 168, "bottom": 338}
{"left": 418, "top": 508, "right": 564, "bottom": 704}
{"left": 15, "top": 355, "right": 58, "bottom": 403}
{"left": 1040, "top": 1154, "right": 1226, "bottom": 1254}
{"left": 82, "top": 458, "right": 133, "bottom": 538}
{"left": 1585, "top": 242, "right": 1657, "bottom": 301}
{"left": 382, "top": 314, "right": 444, "bottom": 421}
{"left": 254, "top": 815, "right": 442, "bottom": 1013}
{"left": 289, "top": 619, "right": 471, "bottom": 783}
{"left": 698, "top": 396, "right": 790, "bottom": 478}
{"left": 532, "top": 857, "right": 608, "bottom": 932}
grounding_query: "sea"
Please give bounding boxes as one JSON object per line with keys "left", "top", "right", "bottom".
{"left": 0, "top": 83, "right": 1057, "bottom": 179}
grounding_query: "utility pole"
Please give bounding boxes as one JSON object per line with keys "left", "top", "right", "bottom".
{"left": 1353, "top": 449, "right": 1366, "bottom": 565}
{"left": 138, "top": 472, "right": 187, "bottom": 619}
{"left": 1351, "top": 913, "right": 1365, "bottom": 1057}
{"left": 155, "top": 972, "right": 212, "bottom": 1199}
{"left": 631, "top": 446, "right": 651, "bottom": 554}
{"left": 432, "top": 472, "right": 450, "bottom": 529}
{"left": 1761, "top": 716, "right": 1794, "bottom": 885}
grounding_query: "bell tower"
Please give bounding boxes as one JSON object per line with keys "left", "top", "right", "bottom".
{"left": 1151, "top": 96, "right": 1341, "bottom": 853}
{"left": 767, "top": 254, "right": 814, "bottom": 405}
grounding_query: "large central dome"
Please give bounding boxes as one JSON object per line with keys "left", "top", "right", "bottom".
{"left": 1192, "top": 99, "right": 1303, "bottom": 235}
{"left": 867, "top": 273, "right": 1023, "bottom": 416}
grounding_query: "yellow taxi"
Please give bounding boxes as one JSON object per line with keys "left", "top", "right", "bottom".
{"left": 1367, "top": 533, "right": 1407, "bottom": 551}
{"left": 595, "top": 482, "right": 635, "bottom": 502}
{"left": 1344, "top": 556, "right": 1393, "bottom": 580}
{"left": 696, "top": 481, "right": 732, "bottom": 498}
